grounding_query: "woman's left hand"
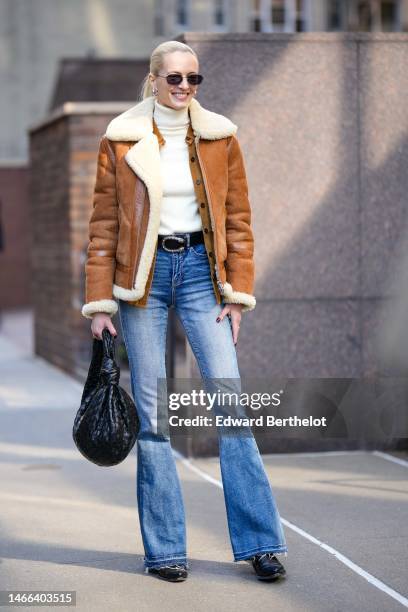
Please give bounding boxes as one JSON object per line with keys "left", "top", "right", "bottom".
{"left": 216, "top": 303, "right": 243, "bottom": 345}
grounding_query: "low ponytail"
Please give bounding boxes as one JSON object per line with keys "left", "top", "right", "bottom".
{"left": 139, "top": 73, "right": 153, "bottom": 100}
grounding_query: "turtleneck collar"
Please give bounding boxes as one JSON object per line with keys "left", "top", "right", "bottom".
{"left": 153, "top": 99, "right": 190, "bottom": 128}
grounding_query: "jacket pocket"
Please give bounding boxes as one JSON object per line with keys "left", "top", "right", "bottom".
{"left": 115, "top": 222, "right": 132, "bottom": 268}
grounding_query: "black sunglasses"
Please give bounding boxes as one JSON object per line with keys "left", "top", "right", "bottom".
{"left": 156, "top": 72, "right": 204, "bottom": 86}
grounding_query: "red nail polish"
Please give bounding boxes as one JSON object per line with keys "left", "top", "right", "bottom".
{"left": 216, "top": 317, "right": 220, "bottom": 322}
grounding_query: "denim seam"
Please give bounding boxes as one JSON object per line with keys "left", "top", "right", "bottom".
{"left": 136, "top": 441, "right": 149, "bottom": 554}
{"left": 233, "top": 544, "right": 288, "bottom": 561}
{"left": 176, "top": 316, "right": 207, "bottom": 380}
{"left": 144, "top": 554, "right": 188, "bottom": 568}
{"left": 145, "top": 552, "right": 187, "bottom": 560}
{"left": 174, "top": 252, "right": 184, "bottom": 287}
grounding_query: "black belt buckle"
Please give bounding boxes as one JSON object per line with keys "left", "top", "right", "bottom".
{"left": 161, "top": 235, "right": 186, "bottom": 253}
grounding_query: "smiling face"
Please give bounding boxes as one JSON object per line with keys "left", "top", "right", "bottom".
{"left": 149, "top": 51, "right": 200, "bottom": 110}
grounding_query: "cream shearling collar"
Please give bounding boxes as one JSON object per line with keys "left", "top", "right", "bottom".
{"left": 105, "top": 95, "right": 237, "bottom": 141}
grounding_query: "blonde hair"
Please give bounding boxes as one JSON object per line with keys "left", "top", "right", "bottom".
{"left": 139, "top": 40, "right": 199, "bottom": 100}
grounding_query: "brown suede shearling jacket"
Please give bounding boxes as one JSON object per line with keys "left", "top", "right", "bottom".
{"left": 81, "top": 96, "right": 256, "bottom": 319}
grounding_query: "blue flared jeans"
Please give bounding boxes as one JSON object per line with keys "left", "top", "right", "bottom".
{"left": 118, "top": 239, "right": 288, "bottom": 569}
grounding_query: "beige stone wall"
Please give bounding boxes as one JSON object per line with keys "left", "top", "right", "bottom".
{"left": 176, "top": 32, "right": 408, "bottom": 380}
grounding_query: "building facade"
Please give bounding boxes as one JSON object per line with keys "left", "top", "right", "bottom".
{"left": 1, "top": 0, "right": 407, "bottom": 164}
{"left": 156, "top": 0, "right": 408, "bottom": 35}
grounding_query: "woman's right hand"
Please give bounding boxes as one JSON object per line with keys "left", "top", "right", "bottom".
{"left": 91, "top": 313, "right": 118, "bottom": 340}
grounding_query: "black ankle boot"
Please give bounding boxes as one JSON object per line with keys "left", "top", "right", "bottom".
{"left": 248, "top": 552, "right": 286, "bottom": 581}
{"left": 147, "top": 563, "right": 188, "bottom": 582}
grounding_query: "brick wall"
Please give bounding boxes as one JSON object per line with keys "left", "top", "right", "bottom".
{"left": 0, "top": 167, "right": 30, "bottom": 309}
{"left": 29, "top": 108, "right": 127, "bottom": 378}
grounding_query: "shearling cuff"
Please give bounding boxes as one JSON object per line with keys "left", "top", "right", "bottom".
{"left": 221, "top": 282, "right": 256, "bottom": 313}
{"left": 81, "top": 299, "right": 118, "bottom": 319}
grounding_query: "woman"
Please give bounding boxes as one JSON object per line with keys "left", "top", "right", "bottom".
{"left": 81, "top": 40, "right": 288, "bottom": 582}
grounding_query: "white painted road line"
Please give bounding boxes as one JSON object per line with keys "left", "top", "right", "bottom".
{"left": 372, "top": 450, "right": 408, "bottom": 468}
{"left": 253, "top": 450, "right": 368, "bottom": 458}
{"left": 173, "top": 449, "right": 408, "bottom": 609}
{"left": 279, "top": 517, "right": 408, "bottom": 608}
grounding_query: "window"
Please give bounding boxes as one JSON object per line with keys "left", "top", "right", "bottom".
{"left": 252, "top": 16, "right": 262, "bottom": 31}
{"left": 350, "top": 0, "right": 400, "bottom": 32}
{"left": 250, "top": 0, "right": 262, "bottom": 31}
{"left": 250, "top": 0, "right": 274, "bottom": 32}
{"left": 175, "top": 0, "right": 189, "bottom": 27}
{"left": 250, "top": 0, "right": 307, "bottom": 33}
{"left": 327, "top": 0, "right": 402, "bottom": 32}
{"left": 271, "top": 0, "right": 285, "bottom": 31}
{"left": 154, "top": 0, "right": 164, "bottom": 36}
{"left": 295, "top": 0, "right": 306, "bottom": 31}
{"left": 357, "top": 1, "right": 372, "bottom": 30}
{"left": 327, "top": 0, "right": 343, "bottom": 30}
{"left": 212, "top": 0, "right": 229, "bottom": 31}
{"left": 214, "top": 0, "right": 226, "bottom": 26}
{"left": 381, "top": 0, "right": 399, "bottom": 31}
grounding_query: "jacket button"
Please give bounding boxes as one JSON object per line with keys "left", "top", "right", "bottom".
{"left": 190, "top": 156, "right": 195, "bottom": 162}
{"left": 196, "top": 179, "right": 201, "bottom": 185}
{"left": 204, "top": 228, "right": 209, "bottom": 233}
{"left": 209, "top": 252, "right": 213, "bottom": 257}
{"left": 200, "top": 202, "right": 205, "bottom": 208}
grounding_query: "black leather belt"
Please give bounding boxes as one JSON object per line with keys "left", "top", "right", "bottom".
{"left": 157, "top": 231, "right": 204, "bottom": 252}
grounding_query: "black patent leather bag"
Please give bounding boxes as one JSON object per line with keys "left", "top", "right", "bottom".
{"left": 73, "top": 329, "right": 139, "bottom": 466}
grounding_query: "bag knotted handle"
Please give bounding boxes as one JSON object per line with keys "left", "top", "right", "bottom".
{"left": 100, "top": 328, "right": 120, "bottom": 386}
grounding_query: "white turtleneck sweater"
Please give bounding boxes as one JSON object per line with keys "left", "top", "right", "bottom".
{"left": 153, "top": 100, "right": 203, "bottom": 235}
